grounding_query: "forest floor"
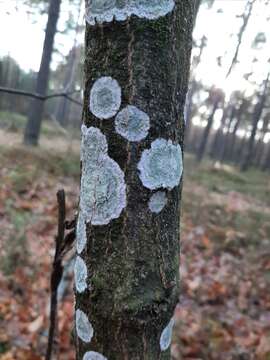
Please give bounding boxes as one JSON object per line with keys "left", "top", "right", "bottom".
{"left": 0, "top": 122, "right": 270, "bottom": 360}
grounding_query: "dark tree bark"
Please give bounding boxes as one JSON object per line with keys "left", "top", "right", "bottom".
{"left": 228, "top": 102, "right": 245, "bottom": 162}
{"left": 241, "top": 74, "right": 269, "bottom": 171}
{"left": 24, "top": 0, "right": 62, "bottom": 145}
{"left": 75, "top": 2, "right": 195, "bottom": 360}
{"left": 253, "top": 116, "right": 269, "bottom": 167}
{"left": 219, "top": 106, "right": 236, "bottom": 163}
{"left": 262, "top": 143, "right": 270, "bottom": 171}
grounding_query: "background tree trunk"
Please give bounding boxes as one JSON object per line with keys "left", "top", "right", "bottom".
{"left": 241, "top": 73, "right": 269, "bottom": 171}
{"left": 55, "top": 47, "right": 77, "bottom": 127}
{"left": 75, "top": 2, "right": 195, "bottom": 360}
{"left": 210, "top": 105, "right": 229, "bottom": 159}
{"left": 24, "top": 0, "right": 61, "bottom": 145}
{"left": 196, "top": 95, "right": 221, "bottom": 162}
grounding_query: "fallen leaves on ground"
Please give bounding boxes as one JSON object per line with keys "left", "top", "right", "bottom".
{"left": 1, "top": 138, "right": 270, "bottom": 359}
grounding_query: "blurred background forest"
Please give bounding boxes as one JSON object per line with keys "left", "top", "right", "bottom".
{"left": 0, "top": 0, "right": 270, "bottom": 359}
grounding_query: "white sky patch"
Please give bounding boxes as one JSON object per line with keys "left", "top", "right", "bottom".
{"left": 193, "top": 1, "right": 270, "bottom": 94}
{"left": 1, "top": 0, "right": 269, "bottom": 93}
{"left": 0, "top": 0, "right": 84, "bottom": 71}
{"left": 263, "top": 132, "right": 270, "bottom": 144}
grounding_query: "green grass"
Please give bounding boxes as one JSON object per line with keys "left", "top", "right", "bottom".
{"left": 1, "top": 204, "right": 30, "bottom": 275}
{"left": 0, "top": 145, "right": 80, "bottom": 181}
{"left": 184, "top": 154, "right": 270, "bottom": 206}
{"left": 0, "top": 110, "right": 80, "bottom": 138}
{"left": 183, "top": 154, "right": 270, "bottom": 250}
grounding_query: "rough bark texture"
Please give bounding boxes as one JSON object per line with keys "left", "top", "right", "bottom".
{"left": 24, "top": 0, "right": 61, "bottom": 145}
{"left": 76, "top": 2, "right": 195, "bottom": 359}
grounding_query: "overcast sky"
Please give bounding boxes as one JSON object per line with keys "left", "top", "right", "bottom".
{"left": 0, "top": 0, "right": 269, "bottom": 94}
{"left": 0, "top": 0, "right": 84, "bottom": 71}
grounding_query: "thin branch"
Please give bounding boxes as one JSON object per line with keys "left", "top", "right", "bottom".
{"left": 46, "top": 190, "right": 76, "bottom": 360}
{"left": 226, "top": 0, "right": 256, "bottom": 78}
{"left": 0, "top": 86, "right": 83, "bottom": 106}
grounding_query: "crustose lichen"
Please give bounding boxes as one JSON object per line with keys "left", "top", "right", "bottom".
{"left": 148, "top": 191, "right": 167, "bottom": 213}
{"left": 85, "top": 0, "right": 175, "bottom": 25}
{"left": 160, "top": 317, "right": 174, "bottom": 351}
{"left": 76, "top": 309, "right": 94, "bottom": 343}
{"left": 74, "top": 256, "right": 88, "bottom": 293}
{"left": 83, "top": 351, "right": 108, "bottom": 360}
{"left": 138, "top": 138, "right": 183, "bottom": 190}
{"left": 80, "top": 125, "right": 126, "bottom": 226}
{"left": 115, "top": 105, "right": 150, "bottom": 142}
{"left": 76, "top": 212, "right": 87, "bottom": 254}
{"left": 89, "top": 76, "right": 121, "bottom": 120}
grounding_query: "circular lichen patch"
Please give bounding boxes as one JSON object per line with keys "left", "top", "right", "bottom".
{"left": 138, "top": 138, "right": 183, "bottom": 190}
{"left": 76, "top": 309, "right": 93, "bottom": 343}
{"left": 83, "top": 351, "right": 108, "bottom": 360}
{"left": 89, "top": 77, "right": 121, "bottom": 120}
{"left": 148, "top": 191, "right": 167, "bottom": 213}
{"left": 115, "top": 105, "right": 150, "bottom": 142}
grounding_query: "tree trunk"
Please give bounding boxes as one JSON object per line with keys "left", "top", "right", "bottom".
{"left": 55, "top": 47, "right": 77, "bottom": 127}
{"left": 210, "top": 105, "right": 229, "bottom": 159}
{"left": 262, "top": 143, "right": 270, "bottom": 171}
{"left": 253, "top": 117, "right": 269, "bottom": 167}
{"left": 196, "top": 98, "right": 219, "bottom": 162}
{"left": 219, "top": 106, "right": 236, "bottom": 163}
{"left": 23, "top": 0, "right": 62, "bottom": 145}
{"left": 228, "top": 114, "right": 242, "bottom": 162}
{"left": 241, "top": 74, "right": 269, "bottom": 171}
{"left": 75, "top": 2, "right": 195, "bottom": 360}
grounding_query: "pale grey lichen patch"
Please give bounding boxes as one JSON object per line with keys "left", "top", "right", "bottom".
{"left": 148, "top": 191, "right": 167, "bottom": 213}
{"left": 160, "top": 317, "right": 174, "bottom": 352}
{"left": 74, "top": 256, "right": 87, "bottom": 293}
{"left": 83, "top": 351, "right": 108, "bottom": 360}
{"left": 115, "top": 105, "right": 150, "bottom": 142}
{"left": 81, "top": 124, "right": 108, "bottom": 162}
{"left": 133, "top": 0, "right": 175, "bottom": 20}
{"left": 76, "top": 212, "right": 87, "bottom": 254}
{"left": 76, "top": 309, "right": 94, "bottom": 343}
{"left": 85, "top": 0, "right": 175, "bottom": 25}
{"left": 89, "top": 77, "right": 121, "bottom": 120}
{"left": 138, "top": 138, "right": 183, "bottom": 190}
{"left": 80, "top": 125, "right": 126, "bottom": 226}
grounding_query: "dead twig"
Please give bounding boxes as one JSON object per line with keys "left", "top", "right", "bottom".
{"left": 46, "top": 190, "right": 76, "bottom": 360}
